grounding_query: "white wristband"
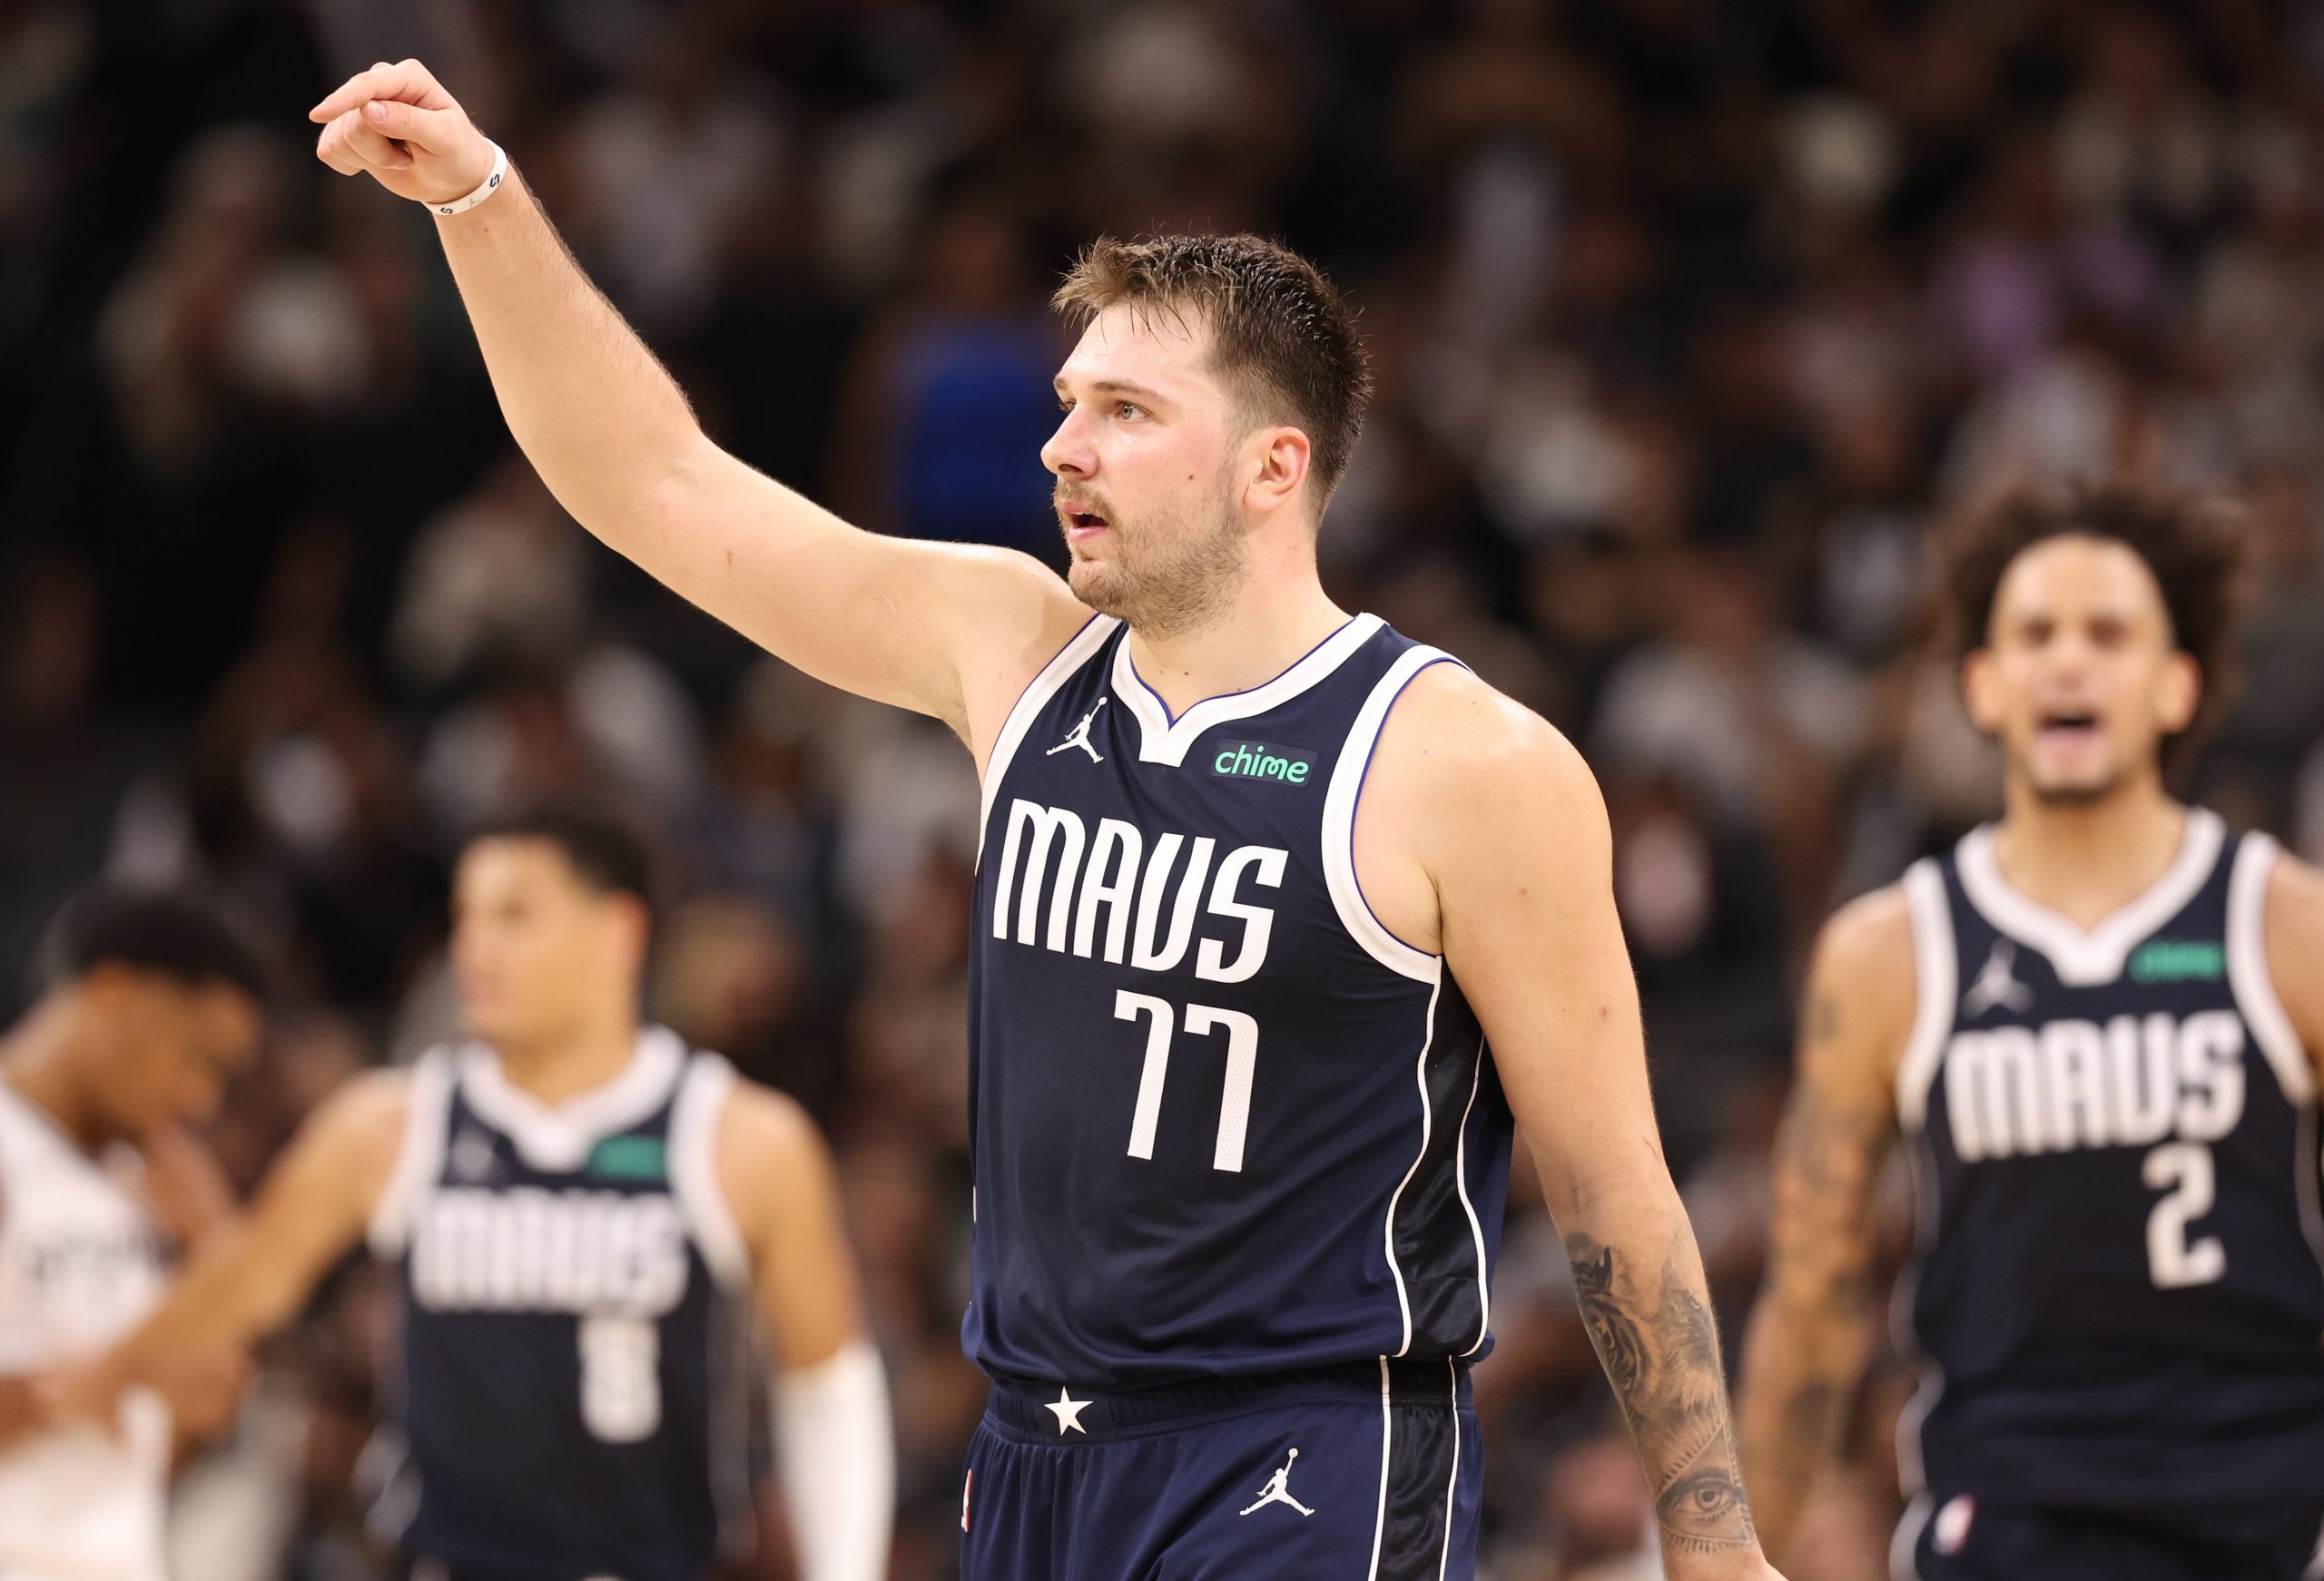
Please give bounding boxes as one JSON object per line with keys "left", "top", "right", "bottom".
{"left": 428, "top": 140, "right": 507, "bottom": 217}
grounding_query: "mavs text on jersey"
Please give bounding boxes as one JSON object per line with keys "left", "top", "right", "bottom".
{"left": 959, "top": 612, "right": 1514, "bottom": 1579}
{"left": 365, "top": 1027, "right": 756, "bottom": 1581}
{"left": 1894, "top": 809, "right": 2324, "bottom": 1558}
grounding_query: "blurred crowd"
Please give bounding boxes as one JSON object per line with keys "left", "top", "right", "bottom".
{"left": 7, "top": 0, "right": 2324, "bottom": 1576}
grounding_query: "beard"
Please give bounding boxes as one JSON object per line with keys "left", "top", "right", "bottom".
{"left": 1063, "top": 475, "right": 1248, "bottom": 640}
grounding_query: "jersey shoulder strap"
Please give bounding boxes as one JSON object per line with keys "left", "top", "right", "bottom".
{"left": 368, "top": 1047, "right": 458, "bottom": 1259}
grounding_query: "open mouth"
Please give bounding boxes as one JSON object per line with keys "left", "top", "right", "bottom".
{"left": 1060, "top": 503, "right": 1111, "bottom": 539}
{"left": 2037, "top": 709, "right": 2101, "bottom": 744}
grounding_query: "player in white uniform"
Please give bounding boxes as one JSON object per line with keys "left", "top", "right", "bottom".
{"left": 0, "top": 886, "right": 262, "bottom": 1581}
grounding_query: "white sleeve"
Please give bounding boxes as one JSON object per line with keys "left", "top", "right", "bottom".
{"left": 773, "top": 1338, "right": 895, "bottom": 1581}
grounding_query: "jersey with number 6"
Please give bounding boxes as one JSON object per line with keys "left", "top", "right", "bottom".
{"left": 964, "top": 613, "right": 1515, "bottom": 1390}
{"left": 1895, "top": 809, "right": 2324, "bottom": 1530}
{"left": 365, "top": 1028, "right": 756, "bottom": 1580}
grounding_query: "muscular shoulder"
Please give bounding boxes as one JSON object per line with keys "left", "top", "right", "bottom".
{"left": 1371, "top": 663, "right": 1603, "bottom": 843}
{"left": 1357, "top": 663, "right": 1605, "bottom": 954}
{"left": 1800, "top": 885, "right": 1919, "bottom": 1089}
{"left": 306, "top": 1067, "right": 412, "bottom": 1158}
{"left": 713, "top": 1076, "right": 839, "bottom": 1242}
{"left": 2261, "top": 848, "right": 2324, "bottom": 1065}
{"left": 938, "top": 548, "right": 1092, "bottom": 765}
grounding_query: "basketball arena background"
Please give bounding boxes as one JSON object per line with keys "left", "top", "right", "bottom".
{"left": 5, "top": 0, "right": 2324, "bottom": 1576}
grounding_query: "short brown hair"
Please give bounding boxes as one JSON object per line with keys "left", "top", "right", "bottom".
{"left": 1053, "top": 234, "right": 1373, "bottom": 501}
{"left": 1937, "top": 482, "right": 2251, "bottom": 739}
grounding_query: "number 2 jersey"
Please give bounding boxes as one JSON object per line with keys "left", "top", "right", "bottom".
{"left": 964, "top": 612, "right": 1516, "bottom": 1390}
{"left": 1896, "top": 808, "right": 2324, "bottom": 1532}
{"left": 365, "top": 1027, "right": 755, "bottom": 1580}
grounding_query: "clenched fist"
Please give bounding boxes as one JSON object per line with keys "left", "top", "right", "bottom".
{"left": 309, "top": 59, "right": 496, "bottom": 209}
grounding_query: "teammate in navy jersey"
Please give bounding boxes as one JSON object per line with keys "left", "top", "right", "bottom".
{"left": 75, "top": 800, "right": 892, "bottom": 1581}
{"left": 1738, "top": 488, "right": 2324, "bottom": 1580}
{"left": 294, "top": 57, "right": 1784, "bottom": 1581}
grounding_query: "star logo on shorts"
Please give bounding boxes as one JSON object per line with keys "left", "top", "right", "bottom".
{"left": 1045, "top": 1387, "right": 1091, "bottom": 1435}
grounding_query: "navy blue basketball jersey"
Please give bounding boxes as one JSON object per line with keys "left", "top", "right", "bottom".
{"left": 1896, "top": 810, "right": 2324, "bottom": 1531}
{"left": 963, "top": 612, "right": 1515, "bottom": 1390}
{"left": 365, "top": 1028, "right": 755, "bottom": 1580}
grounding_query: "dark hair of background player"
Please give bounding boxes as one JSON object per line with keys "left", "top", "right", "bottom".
{"left": 49, "top": 883, "right": 268, "bottom": 1000}
{"left": 468, "top": 791, "right": 662, "bottom": 925}
{"left": 1937, "top": 483, "right": 2251, "bottom": 762}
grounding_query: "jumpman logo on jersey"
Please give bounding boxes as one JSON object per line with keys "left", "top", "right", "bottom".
{"left": 1047, "top": 699, "right": 1108, "bottom": 763}
{"left": 1961, "top": 939, "right": 2035, "bottom": 1017}
{"left": 1239, "top": 1448, "right": 1315, "bottom": 1517}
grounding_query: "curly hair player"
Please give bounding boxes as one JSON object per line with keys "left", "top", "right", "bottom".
{"left": 1739, "top": 488, "right": 2324, "bottom": 1579}
{"left": 289, "top": 57, "right": 1787, "bottom": 1581}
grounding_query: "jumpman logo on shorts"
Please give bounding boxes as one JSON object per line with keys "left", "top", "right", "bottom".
{"left": 1048, "top": 699, "right": 1108, "bottom": 764}
{"left": 1961, "top": 939, "right": 2034, "bottom": 1017}
{"left": 1239, "top": 1448, "right": 1315, "bottom": 1517}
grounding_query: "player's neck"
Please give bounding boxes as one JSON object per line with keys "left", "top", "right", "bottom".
{"left": 1123, "top": 567, "right": 1348, "bottom": 719}
{"left": 488, "top": 1016, "right": 644, "bottom": 1105}
{"left": 0, "top": 999, "right": 107, "bottom": 1154}
{"left": 1989, "top": 776, "right": 2188, "bottom": 929}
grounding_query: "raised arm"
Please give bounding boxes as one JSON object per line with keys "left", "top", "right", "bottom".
{"left": 1366, "top": 668, "right": 1777, "bottom": 1578}
{"left": 1735, "top": 890, "right": 1913, "bottom": 1563}
{"left": 308, "top": 62, "right": 1086, "bottom": 751}
{"left": 718, "top": 1081, "right": 892, "bottom": 1581}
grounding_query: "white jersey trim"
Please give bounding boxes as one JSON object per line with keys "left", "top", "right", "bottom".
{"left": 976, "top": 613, "right": 1118, "bottom": 863}
{"left": 1453, "top": 1039, "right": 1492, "bottom": 1359}
{"left": 1111, "top": 612, "right": 1385, "bottom": 768}
{"left": 2227, "top": 832, "right": 2316, "bottom": 1105}
{"left": 1383, "top": 977, "right": 1443, "bottom": 1357}
{"left": 1954, "top": 808, "right": 2223, "bottom": 986}
{"left": 1324, "top": 644, "right": 1461, "bottom": 984}
{"left": 1364, "top": 1357, "right": 1392, "bottom": 1581}
{"left": 1435, "top": 1358, "right": 1462, "bottom": 1581}
{"left": 366, "top": 1049, "right": 456, "bottom": 1258}
{"left": 455, "top": 1026, "right": 686, "bottom": 1173}
{"left": 1895, "top": 859, "right": 1956, "bottom": 1133}
{"left": 669, "top": 1053, "right": 749, "bottom": 1289}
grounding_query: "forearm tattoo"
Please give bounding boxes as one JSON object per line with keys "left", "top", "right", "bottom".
{"left": 1568, "top": 1232, "right": 1758, "bottom": 1553}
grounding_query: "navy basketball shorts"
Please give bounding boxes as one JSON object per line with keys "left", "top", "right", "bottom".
{"left": 960, "top": 1359, "right": 1482, "bottom": 1581}
{"left": 1898, "top": 1491, "right": 2324, "bottom": 1581}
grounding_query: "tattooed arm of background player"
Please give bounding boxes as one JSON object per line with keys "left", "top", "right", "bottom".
{"left": 2260, "top": 850, "right": 2324, "bottom": 1091}
{"left": 1735, "top": 890, "right": 1914, "bottom": 1563}
{"left": 1388, "top": 678, "right": 1777, "bottom": 1577}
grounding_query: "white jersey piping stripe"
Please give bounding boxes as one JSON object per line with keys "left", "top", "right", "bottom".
{"left": 1365, "top": 1357, "right": 1393, "bottom": 1581}
{"left": 975, "top": 613, "right": 1118, "bottom": 864}
{"left": 1895, "top": 859, "right": 1955, "bottom": 1133}
{"left": 1383, "top": 977, "right": 1443, "bottom": 1357}
{"left": 1955, "top": 809, "right": 2224, "bottom": 985}
{"left": 1890, "top": 1126, "right": 1945, "bottom": 1503}
{"left": 1109, "top": 612, "right": 1385, "bottom": 767}
{"left": 367, "top": 1049, "right": 455, "bottom": 1258}
{"left": 1323, "top": 645, "right": 1461, "bottom": 984}
{"left": 1453, "top": 1038, "right": 1492, "bottom": 1358}
{"left": 1889, "top": 1493, "right": 1932, "bottom": 1581}
{"left": 1436, "top": 1359, "right": 1461, "bottom": 1581}
{"left": 669, "top": 1053, "right": 750, "bottom": 1289}
{"left": 2227, "top": 833, "right": 2316, "bottom": 1105}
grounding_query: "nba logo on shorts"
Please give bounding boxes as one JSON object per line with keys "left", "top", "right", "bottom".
{"left": 1933, "top": 1494, "right": 1975, "bottom": 1555}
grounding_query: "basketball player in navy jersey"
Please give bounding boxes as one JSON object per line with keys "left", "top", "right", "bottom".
{"left": 1738, "top": 488, "right": 2324, "bottom": 1579}
{"left": 0, "top": 885, "right": 260, "bottom": 1581}
{"left": 81, "top": 801, "right": 892, "bottom": 1581}
{"left": 298, "top": 62, "right": 1781, "bottom": 1580}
